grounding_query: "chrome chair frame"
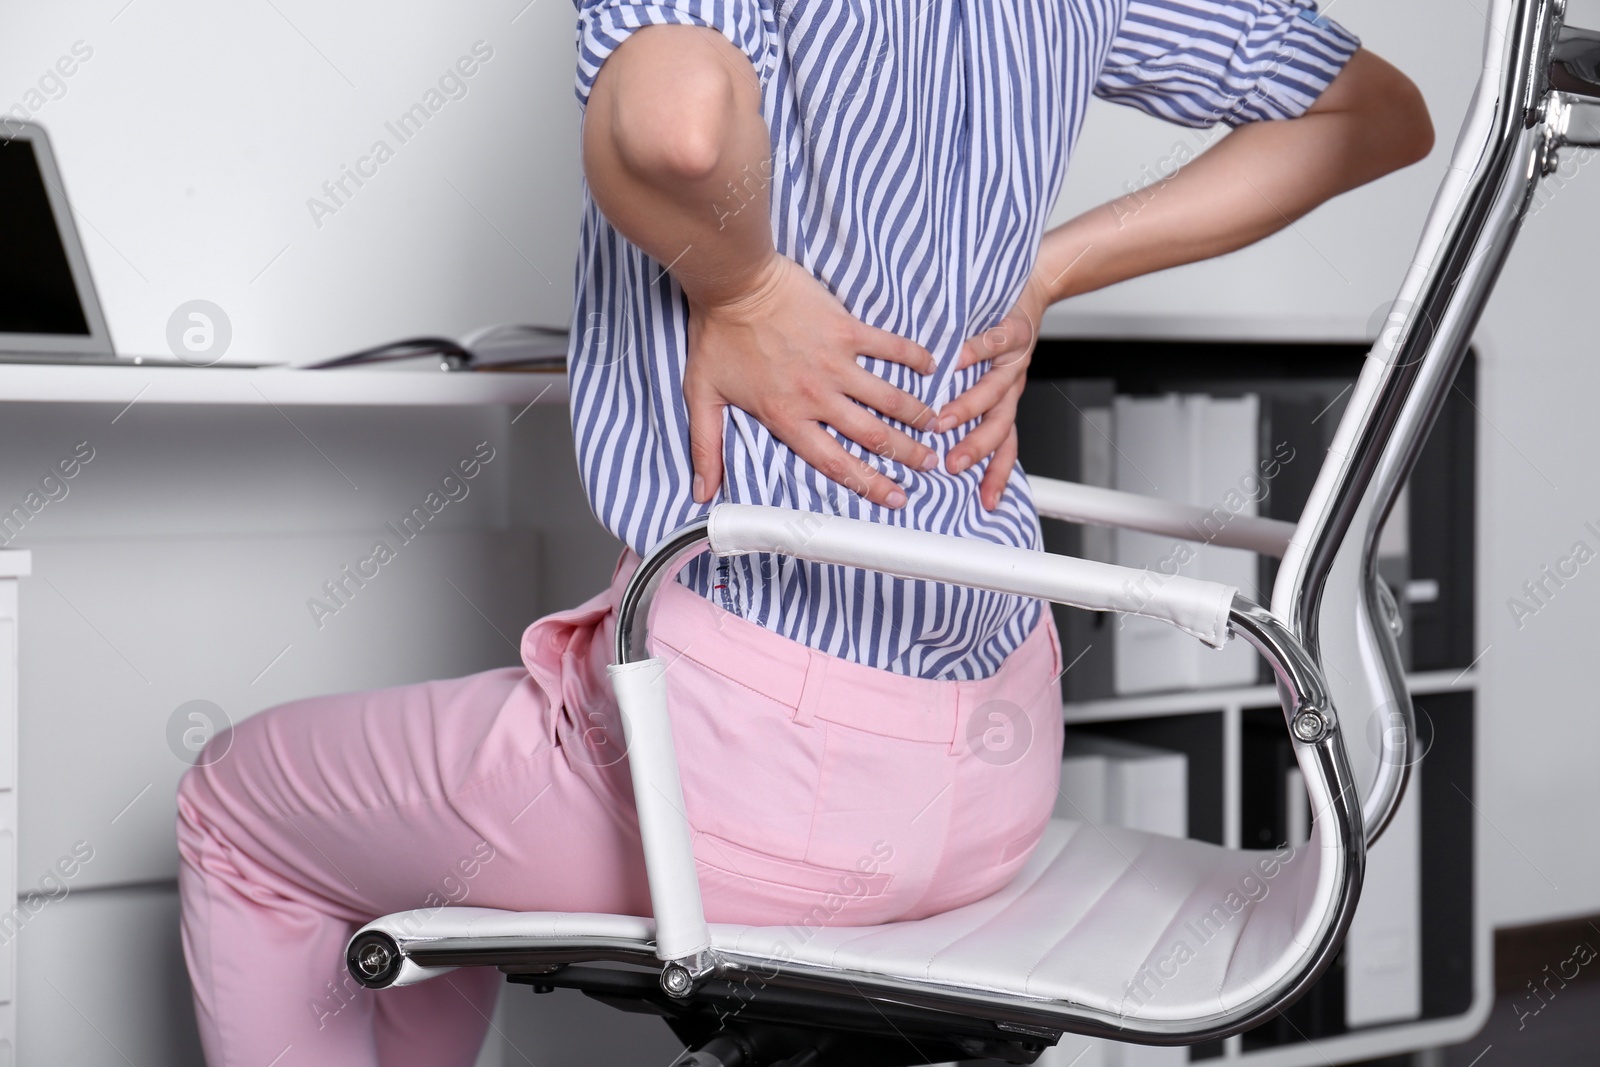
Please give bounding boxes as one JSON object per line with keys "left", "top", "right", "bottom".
{"left": 346, "top": 0, "right": 1598, "bottom": 1059}
{"left": 595, "top": 512, "right": 1358, "bottom": 1048}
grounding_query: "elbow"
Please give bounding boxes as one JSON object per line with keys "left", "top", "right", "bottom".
{"left": 607, "top": 59, "right": 739, "bottom": 183}
{"left": 1355, "top": 56, "right": 1436, "bottom": 175}
{"left": 1385, "top": 72, "right": 1435, "bottom": 170}
{"left": 1315, "top": 51, "right": 1436, "bottom": 180}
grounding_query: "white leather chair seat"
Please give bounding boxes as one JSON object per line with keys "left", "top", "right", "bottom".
{"left": 378, "top": 818, "right": 1321, "bottom": 1027}
{"left": 714, "top": 819, "right": 1316, "bottom": 1023}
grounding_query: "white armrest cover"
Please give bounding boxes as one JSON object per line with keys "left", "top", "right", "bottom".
{"left": 609, "top": 658, "right": 712, "bottom": 960}
{"left": 707, "top": 504, "right": 1237, "bottom": 649}
{"left": 1030, "top": 477, "right": 1294, "bottom": 558}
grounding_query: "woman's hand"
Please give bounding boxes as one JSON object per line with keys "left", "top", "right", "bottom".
{"left": 684, "top": 251, "right": 943, "bottom": 509}
{"left": 936, "top": 268, "right": 1053, "bottom": 511}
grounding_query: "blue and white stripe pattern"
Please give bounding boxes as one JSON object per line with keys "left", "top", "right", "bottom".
{"left": 568, "top": 0, "right": 1358, "bottom": 680}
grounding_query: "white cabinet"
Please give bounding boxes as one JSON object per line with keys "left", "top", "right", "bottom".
{"left": 0, "top": 550, "right": 31, "bottom": 1060}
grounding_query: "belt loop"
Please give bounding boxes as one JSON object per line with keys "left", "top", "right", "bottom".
{"left": 793, "top": 653, "right": 827, "bottom": 727}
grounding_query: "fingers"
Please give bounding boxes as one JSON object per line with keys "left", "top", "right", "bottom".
{"left": 979, "top": 424, "right": 1018, "bottom": 511}
{"left": 785, "top": 421, "right": 910, "bottom": 509}
{"left": 957, "top": 312, "right": 1035, "bottom": 371}
{"left": 829, "top": 401, "right": 938, "bottom": 474}
{"left": 953, "top": 335, "right": 992, "bottom": 374}
{"left": 935, "top": 360, "right": 1022, "bottom": 434}
{"left": 854, "top": 322, "right": 937, "bottom": 374}
{"left": 845, "top": 367, "right": 940, "bottom": 435}
{"left": 946, "top": 381, "right": 1020, "bottom": 475}
{"left": 685, "top": 381, "right": 726, "bottom": 504}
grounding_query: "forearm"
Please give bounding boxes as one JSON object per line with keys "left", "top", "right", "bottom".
{"left": 582, "top": 24, "right": 775, "bottom": 306}
{"left": 1034, "top": 49, "right": 1434, "bottom": 303}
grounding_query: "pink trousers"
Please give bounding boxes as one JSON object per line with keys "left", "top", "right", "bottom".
{"left": 177, "top": 548, "right": 1064, "bottom": 1066}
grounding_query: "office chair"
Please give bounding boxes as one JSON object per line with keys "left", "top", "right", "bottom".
{"left": 344, "top": 0, "right": 1599, "bottom": 1059}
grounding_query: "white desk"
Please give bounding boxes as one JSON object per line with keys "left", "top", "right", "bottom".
{"left": 0, "top": 363, "right": 570, "bottom": 409}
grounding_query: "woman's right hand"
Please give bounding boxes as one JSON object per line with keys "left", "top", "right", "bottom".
{"left": 683, "top": 251, "right": 943, "bottom": 509}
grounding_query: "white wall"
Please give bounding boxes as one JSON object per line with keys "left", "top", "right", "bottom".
{"left": 1, "top": 0, "right": 582, "bottom": 365}
{"left": 1043, "top": 0, "right": 1484, "bottom": 337}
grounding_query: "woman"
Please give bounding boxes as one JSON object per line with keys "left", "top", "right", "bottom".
{"left": 176, "top": 0, "right": 1432, "bottom": 1063}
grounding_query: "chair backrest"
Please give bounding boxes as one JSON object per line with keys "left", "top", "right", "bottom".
{"left": 1278, "top": 0, "right": 1556, "bottom": 847}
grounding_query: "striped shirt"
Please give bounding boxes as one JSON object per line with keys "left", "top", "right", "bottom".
{"left": 568, "top": 0, "right": 1358, "bottom": 680}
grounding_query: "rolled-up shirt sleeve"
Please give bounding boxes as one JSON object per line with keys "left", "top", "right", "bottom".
{"left": 573, "top": 0, "right": 776, "bottom": 110}
{"left": 1094, "top": 0, "right": 1361, "bottom": 128}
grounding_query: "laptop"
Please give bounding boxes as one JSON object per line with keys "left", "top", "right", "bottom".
{"left": 0, "top": 121, "right": 120, "bottom": 363}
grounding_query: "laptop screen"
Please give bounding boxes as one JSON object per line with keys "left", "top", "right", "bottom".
{"left": 0, "top": 137, "right": 90, "bottom": 335}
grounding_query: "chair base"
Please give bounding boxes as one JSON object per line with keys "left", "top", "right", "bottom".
{"left": 508, "top": 962, "right": 1060, "bottom": 1066}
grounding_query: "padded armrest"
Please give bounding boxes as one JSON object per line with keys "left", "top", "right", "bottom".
{"left": 1030, "top": 477, "right": 1295, "bottom": 558}
{"left": 707, "top": 503, "right": 1237, "bottom": 649}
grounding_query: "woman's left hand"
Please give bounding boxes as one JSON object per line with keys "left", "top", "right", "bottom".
{"left": 936, "top": 268, "right": 1053, "bottom": 510}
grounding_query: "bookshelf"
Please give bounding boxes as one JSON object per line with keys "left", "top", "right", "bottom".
{"left": 967, "top": 340, "right": 1481, "bottom": 1066}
